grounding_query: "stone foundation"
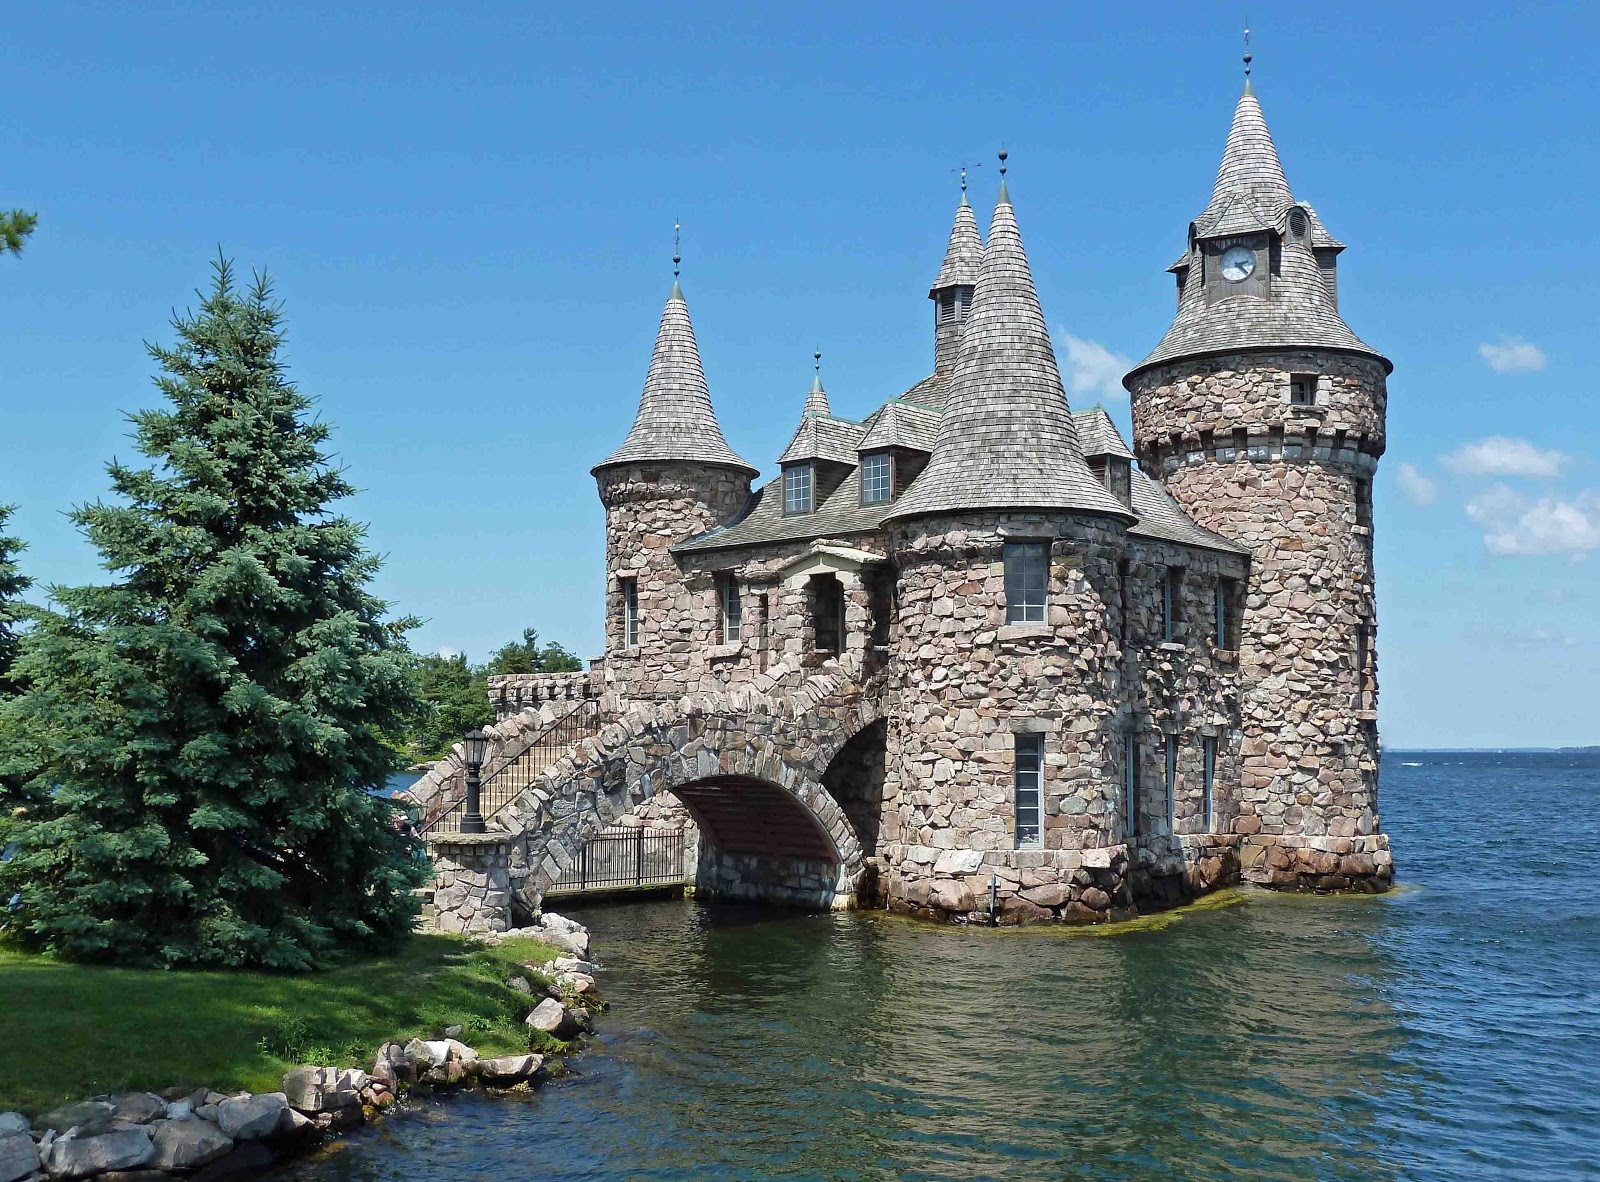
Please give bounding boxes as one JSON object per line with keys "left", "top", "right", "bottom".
{"left": 1240, "top": 833, "right": 1393, "bottom": 893}
{"left": 427, "top": 834, "right": 516, "bottom": 933}
{"left": 693, "top": 847, "right": 857, "bottom": 910}
{"left": 879, "top": 843, "right": 1134, "bottom": 925}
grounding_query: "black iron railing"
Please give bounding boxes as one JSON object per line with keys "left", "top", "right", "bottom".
{"left": 422, "top": 698, "right": 602, "bottom": 837}
{"left": 547, "top": 826, "right": 688, "bottom": 895}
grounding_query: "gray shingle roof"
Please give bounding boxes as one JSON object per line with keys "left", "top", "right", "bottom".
{"left": 859, "top": 399, "right": 940, "bottom": 453}
{"left": 886, "top": 188, "right": 1136, "bottom": 524}
{"left": 895, "top": 373, "right": 949, "bottom": 412}
{"left": 1072, "top": 406, "right": 1134, "bottom": 460}
{"left": 593, "top": 281, "right": 758, "bottom": 476}
{"left": 930, "top": 195, "right": 983, "bottom": 292}
{"left": 673, "top": 465, "right": 890, "bottom": 554}
{"left": 1129, "top": 85, "right": 1390, "bottom": 379}
{"left": 801, "top": 374, "right": 831, "bottom": 418}
{"left": 777, "top": 412, "right": 866, "bottom": 466}
{"left": 1128, "top": 467, "right": 1250, "bottom": 556}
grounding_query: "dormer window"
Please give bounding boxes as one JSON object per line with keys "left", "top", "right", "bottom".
{"left": 936, "top": 287, "right": 972, "bottom": 325}
{"left": 783, "top": 464, "right": 813, "bottom": 515}
{"left": 1106, "top": 457, "right": 1131, "bottom": 507}
{"left": 861, "top": 453, "right": 892, "bottom": 505}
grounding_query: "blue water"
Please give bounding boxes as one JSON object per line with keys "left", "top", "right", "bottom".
{"left": 283, "top": 752, "right": 1600, "bottom": 1180}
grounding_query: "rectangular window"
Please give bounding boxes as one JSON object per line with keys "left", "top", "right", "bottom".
{"left": 719, "top": 574, "right": 742, "bottom": 644}
{"left": 1014, "top": 733, "right": 1044, "bottom": 849}
{"left": 1164, "top": 735, "right": 1178, "bottom": 833}
{"left": 1202, "top": 736, "right": 1217, "bottom": 832}
{"left": 1290, "top": 374, "right": 1317, "bottom": 406}
{"left": 1213, "top": 579, "right": 1230, "bottom": 649}
{"left": 783, "top": 464, "right": 813, "bottom": 515}
{"left": 861, "top": 453, "right": 893, "bottom": 505}
{"left": 621, "top": 579, "right": 639, "bottom": 649}
{"left": 1162, "top": 567, "right": 1182, "bottom": 641}
{"left": 1356, "top": 623, "right": 1373, "bottom": 710}
{"left": 1354, "top": 477, "right": 1373, "bottom": 528}
{"left": 1117, "top": 559, "right": 1131, "bottom": 645}
{"left": 1123, "top": 733, "right": 1139, "bottom": 839}
{"left": 1004, "top": 541, "right": 1049, "bottom": 624}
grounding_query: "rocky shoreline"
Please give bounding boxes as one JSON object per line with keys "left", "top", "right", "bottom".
{"left": 0, "top": 914, "right": 599, "bottom": 1182}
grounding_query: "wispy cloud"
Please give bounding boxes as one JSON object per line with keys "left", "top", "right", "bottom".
{"left": 1396, "top": 462, "right": 1437, "bottom": 507}
{"left": 1056, "top": 331, "right": 1132, "bottom": 402}
{"left": 1465, "top": 483, "right": 1600, "bottom": 556}
{"left": 1478, "top": 337, "right": 1547, "bottom": 373}
{"left": 438, "top": 646, "right": 460, "bottom": 659}
{"left": 1443, "top": 436, "right": 1569, "bottom": 479}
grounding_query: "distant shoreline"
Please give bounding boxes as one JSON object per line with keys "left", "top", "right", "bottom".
{"left": 1385, "top": 747, "right": 1600, "bottom": 755}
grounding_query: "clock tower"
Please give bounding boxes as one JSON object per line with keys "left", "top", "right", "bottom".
{"left": 1123, "top": 77, "right": 1394, "bottom": 891}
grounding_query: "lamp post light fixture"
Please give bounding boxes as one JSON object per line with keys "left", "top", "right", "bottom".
{"left": 460, "top": 727, "right": 491, "bottom": 834}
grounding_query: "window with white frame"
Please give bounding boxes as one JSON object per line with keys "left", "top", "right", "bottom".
{"left": 1123, "top": 732, "right": 1139, "bottom": 839}
{"left": 1004, "top": 541, "right": 1049, "bottom": 624}
{"left": 1014, "top": 733, "right": 1044, "bottom": 849}
{"left": 861, "top": 453, "right": 892, "bottom": 505}
{"left": 1202, "top": 736, "right": 1217, "bottom": 832}
{"left": 783, "top": 464, "right": 813, "bottom": 514}
{"left": 1164, "top": 735, "right": 1178, "bottom": 833}
{"left": 719, "top": 573, "right": 742, "bottom": 644}
{"left": 621, "top": 579, "right": 639, "bottom": 649}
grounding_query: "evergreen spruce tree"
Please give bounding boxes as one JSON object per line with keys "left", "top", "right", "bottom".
{"left": 0, "top": 258, "right": 427, "bottom": 969}
{"left": 1, "top": 210, "right": 38, "bottom": 256}
{"left": 0, "top": 504, "right": 29, "bottom": 692}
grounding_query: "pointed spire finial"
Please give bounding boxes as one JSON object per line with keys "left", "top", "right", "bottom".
{"left": 997, "top": 144, "right": 1010, "bottom": 203}
{"left": 814, "top": 348, "right": 822, "bottom": 375}
{"left": 1243, "top": 22, "right": 1253, "bottom": 91}
{"left": 673, "top": 218, "right": 681, "bottom": 279}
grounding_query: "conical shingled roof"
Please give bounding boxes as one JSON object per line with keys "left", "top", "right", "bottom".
{"left": 1129, "top": 85, "right": 1390, "bottom": 378}
{"left": 887, "top": 189, "right": 1134, "bottom": 524}
{"left": 930, "top": 194, "right": 983, "bottom": 292}
{"left": 594, "top": 281, "right": 757, "bottom": 476}
{"left": 801, "top": 373, "right": 831, "bottom": 418}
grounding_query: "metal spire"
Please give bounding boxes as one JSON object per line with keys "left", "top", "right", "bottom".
{"left": 670, "top": 219, "right": 683, "bottom": 299}
{"left": 1243, "top": 22, "right": 1253, "bottom": 92}
{"left": 997, "top": 144, "right": 1009, "bottom": 204}
{"left": 952, "top": 161, "right": 982, "bottom": 206}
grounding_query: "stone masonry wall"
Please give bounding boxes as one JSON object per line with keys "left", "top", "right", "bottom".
{"left": 1129, "top": 352, "right": 1391, "bottom": 892}
{"left": 880, "top": 511, "right": 1135, "bottom": 923}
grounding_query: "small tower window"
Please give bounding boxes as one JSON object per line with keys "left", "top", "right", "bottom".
{"left": 783, "top": 464, "right": 814, "bottom": 514}
{"left": 1354, "top": 477, "right": 1373, "bottom": 528}
{"left": 1162, "top": 567, "right": 1183, "bottom": 642}
{"left": 1004, "top": 541, "right": 1049, "bottom": 624}
{"left": 938, "top": 290, "right": 957, "bottom": 323}
{"left": 1014, "top": 733, "right": 1044, "bottom": 850}
{"left": 810, "top": 573, "right": 845, "bottom": 654}
{"left": 1202, "top": 736, "right": 1217, "bottom": 831}
{"left": 1214, "top": 577, "right": 1239, "bottom": 650}
{"left": 1124, "top": 732, "right": 1139, "bottom": 840}
{"left": 1106, "top": 457, "right": 1132, "bottom": 507}
{"left": 718, "top": 573, "right": 742, "bottom": 644}
{"left": 1289, "top": 374, "right": 1317, "bottom": 407}
{"left": 621, "top": 578, "right": 640, "bottom": 649}
{"left": 1164, "top": 735, "right": 1178, "bottom": 834}
{"left": 861, "top": 453, "right": 893, "bottom": 505}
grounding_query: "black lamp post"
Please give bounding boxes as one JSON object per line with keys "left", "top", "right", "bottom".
{"left": 460, "top": 727, "right": 491, "bottom": 834}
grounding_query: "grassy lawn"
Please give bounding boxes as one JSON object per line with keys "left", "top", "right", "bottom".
{"left": 0, "top": 934, "right": 558, "bottom": 1115}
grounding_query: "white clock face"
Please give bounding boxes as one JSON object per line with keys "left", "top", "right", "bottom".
{"left": 1220, "top": 245, "right": 1256, "bottom": 282}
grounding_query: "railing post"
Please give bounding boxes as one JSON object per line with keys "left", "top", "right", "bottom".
{"left": 635, "top": 827, "right": 645, "bottom": 885}
{"left": 580, "top": 845, "right": 587, "bottom": 891}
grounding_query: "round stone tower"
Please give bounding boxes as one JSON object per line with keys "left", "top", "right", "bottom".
{"left": 1124, "top": 80, "right": 1392, "bottom": 890}
{"left": 592, "top": 278, "right": 756, "bottom": 699}
{"left": 882, "top": 172, "right": 1141, "bottom": 923}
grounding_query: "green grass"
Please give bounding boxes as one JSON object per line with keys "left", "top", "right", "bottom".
{"left": 0, "top": 934, "right": 560, "bottom": 1115}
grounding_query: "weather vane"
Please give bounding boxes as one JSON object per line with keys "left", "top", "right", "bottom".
{"left": 1243, "top": 22, "right": 1252, "bottom": 78}
{"left": 952, "top": 161, "right": 983, "bottom": 194}
{"left": 998, "top": 144, "right": 1008, "bottom": 177}
{"left": 673, "top": 219, "right": 681, "bottom": 279}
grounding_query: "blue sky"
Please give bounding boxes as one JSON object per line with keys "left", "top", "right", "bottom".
{"left": 3, "top": 2, "right": 1597, "bottom": 748}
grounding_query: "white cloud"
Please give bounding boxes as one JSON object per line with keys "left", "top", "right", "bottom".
{"left": 1443, "top": 436, "right": 1569, "bottom": 479}
{"left": 438, "top": 646, "right": 460, "bottom": 659}
{"left": 1396, "top": 462, "right": 1437, "bottom": 507}
{"left": 1478, "top": 337, "right": 1547, "bottom": 373}
{"left": 1056, "top": 331, "right": 1132, "bottom": 401}
{"left": 1464, "top": 483, "right": 1600, "bottom": 556}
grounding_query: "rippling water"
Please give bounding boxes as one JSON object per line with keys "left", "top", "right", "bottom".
{"left": 284, "top": 753, "right": 1600, "bottom": 1181}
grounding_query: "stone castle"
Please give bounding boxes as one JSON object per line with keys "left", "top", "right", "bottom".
{"left": 413, "top": 74, "right": 1393, "bottom": 928}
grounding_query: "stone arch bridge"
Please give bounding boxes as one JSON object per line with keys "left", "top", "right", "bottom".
{"left": 409, "top": 661, "right": 886, "bottom": 930}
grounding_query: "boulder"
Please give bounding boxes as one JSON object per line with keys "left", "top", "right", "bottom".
{"left": 442, "top": 1040, "right": 478, "bottom": 1066}
{"left": 538, "top": 911, "right": 583, "bottom": 935}
{"left": 557, "top": 971, "right": 596, "bottom": 996}
{"left": 506, "top": 974, "right": 533, "bottom": 994}
{"left": 524, "top": 998, "right": 582, "bottom": 1039}
{"left": 164, "top": 1100, "right": 193, "bottom": 1121}
{"left": 215, "top": 1093, "right": 287, "bottom": 1140}
{"left": 148, "top": 1118, "right": 233, "bottom": 1171}
{"left": 478, "top": 1054, "right": 542, "bottom": 1085}
{"left": 0, "top": 1132, "right": 38, "bottom": 1182}
{"left": 0, "top": 1114, "right": 27, "bottom": 1136}
{"left": 44, "top": 1127, "right": 154, "bottom": 1178}
{"left": 33, "top": 1100, "right": 113, "bottom": 1135}
{"left": 443, "top": 1025, "right": 463, "bottom": 1039}
{"left": 281, "top": 1068, "right": 357, "bottom": 1114}
{"left": 108, "top": 1094, "right": 166, "bottom": 1125}
{"left": 539, "top": 928, "right": 590, "bottom": 957}
{"left": 549, "top": 956, "right": 599, "bottom": 975}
